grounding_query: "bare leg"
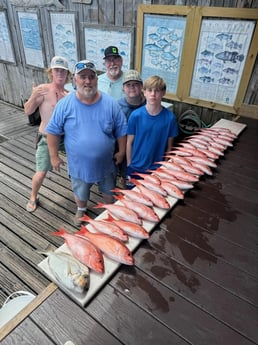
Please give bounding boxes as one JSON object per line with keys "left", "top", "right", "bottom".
{"left": 73, "top": 195, "right": 88, "bottom": 227}
{"left": 30, "top": 171, "right": 47, "bottom": 201}
{"left": 26, "top": 171, "right": 47, "bottom": 212}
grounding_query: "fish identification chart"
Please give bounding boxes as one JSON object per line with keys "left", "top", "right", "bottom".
{"left": 39, "top": 119, "right": 247, "bottom": 307}
{"left": 190, "top": 19, "right": 255, "bottom": 105}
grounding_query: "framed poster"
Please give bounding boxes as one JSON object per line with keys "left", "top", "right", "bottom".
{"left": 136, "top": 6, "right": 194, "bottom": 100}
{"left": 190, "top": 19, "right": 255, "bottom": 106}
{"left": 17, "top": 11, "right": 44, "bottom": 68}
{"left": 140, "top": 14, "right": 186, "bottom": 95}
{"left": 0, "top": 11, "right": 15, "bottom": 63}
{"left": 84, "top": 25, "right": 134, "bottom": 72}
{"left": 136, "top": 5, "right": 258, "bottom": 115}
{"left": 50, "top": 12, "right": 78, "bottom": 71}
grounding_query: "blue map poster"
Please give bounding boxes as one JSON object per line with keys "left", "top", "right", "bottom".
{"left": 0, "top": 11, "right": 15, "bottom": 63}
{"left": 18, "top": 12, "right": 44, "bottom": 68}
{"left": 142, "top": 14, "right": 186, "bottom": 94}
{"left": 50, "top": 12, "right": 78, "bottom": 72}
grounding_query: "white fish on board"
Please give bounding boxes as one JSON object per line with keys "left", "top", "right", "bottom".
{"left": 10, "top": 0, "right": 64, "bottom": 8}
{"left": 38, "top": 247, "right": 90, "bottom": 294}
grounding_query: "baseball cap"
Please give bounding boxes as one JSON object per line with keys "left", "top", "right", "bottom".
{"left": 50, "top": 56, "right": 69, "bottom": 70}
{"left": 103, "top": 46, "right": 121, "bottom": 59}
{"left": 123, "top": 70, "right": 143, "bottom": 84}
{"left": 74, "top": 60, "right": 97, "bottom": 74}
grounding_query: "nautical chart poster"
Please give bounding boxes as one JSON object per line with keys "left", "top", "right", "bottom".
{"left": 190, "top": 19, "right": 255, "bottom": 105}
{"left": 84, "top": 26, "right": 133, "bottom": 72}
{"left": 0, "top": 11, "right": 15, "bottom": 63}
{"left": 18, "top": 12, "right": 44, "bottom": 68}
{"left": 50, "top": 12, "right": 78, "bottom": 72}
{"left": 141, "top": 14, "right": 187, "bottom": 94}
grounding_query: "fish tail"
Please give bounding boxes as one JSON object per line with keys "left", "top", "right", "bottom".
{"left": 93, "top": 202, "right": 105, "bottom": 209}
{"left": 79, "top": 214, "right": 91, "bottom": 222}
{"left": 129, "top": 178, "right": 138, "bottom": 185}
{"left": 74, "top": 225, "right": 88, "bottom": 237}
{"left": 110, "top": 188, "right": 120, "bottom": 193}
{"left": 105, "top": 213, "right": 115, "bottom": 222}
{"left": 51, "top": 228, "right": 66, "bottom": 237}
{"left": 114, "top": 194, "right": 123, "bottom": 201}
{"left": 36, "top": 243, "right": 54, "bottom": 255}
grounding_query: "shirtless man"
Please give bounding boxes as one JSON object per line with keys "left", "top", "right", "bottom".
{"left": 24, "top": 56, "right": 71, "bottom": 212}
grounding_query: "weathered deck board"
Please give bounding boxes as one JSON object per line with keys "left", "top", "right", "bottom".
{"left": 1, "top": 101, "right": 258, "bottom": 345}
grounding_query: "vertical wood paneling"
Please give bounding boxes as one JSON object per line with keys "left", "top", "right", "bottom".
{"left": 0, "top": 0, "right": 257, "bottom": 120}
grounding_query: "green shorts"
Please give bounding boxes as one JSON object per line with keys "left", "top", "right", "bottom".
{"left": 35, "top": 135, "right": 65, "bottom": 172}
{"left": 36, "top": 136, "right": 52, "bottom": 172}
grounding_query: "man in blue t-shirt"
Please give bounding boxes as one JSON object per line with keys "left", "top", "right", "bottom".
{"left": 46, "top": 60, "right": 127, "bottom": 226}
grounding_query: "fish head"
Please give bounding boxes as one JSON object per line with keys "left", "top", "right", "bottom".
{"left": 73, "top": 273, "right": 90, "bottom": 292}
{"left": 89, "top": 254, "right": 105, "bottom": 274}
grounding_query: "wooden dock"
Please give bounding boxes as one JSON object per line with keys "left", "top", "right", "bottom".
{"left": 0, "top": 100, "right": 257, "bottom": 344}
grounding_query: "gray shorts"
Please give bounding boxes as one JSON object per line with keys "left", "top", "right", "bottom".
{"left": 71, "top": 173, "right": 116, "bottom": 202}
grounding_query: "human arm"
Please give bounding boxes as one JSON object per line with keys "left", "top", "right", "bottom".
{"left": 47, "top": 133, "right": 64, "bottom": 172}
{"left": 114, "top": 135, "right": 126, "bottom": 165}
{"left": 126, "top": 134, "right": 135, "bottom": 166}
{"left": 24, "top": 83, "right": 48, "bottom": 115}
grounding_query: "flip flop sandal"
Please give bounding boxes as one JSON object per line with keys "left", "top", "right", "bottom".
{"left": 26, "top": 199, "right": 39, "bottom": 213}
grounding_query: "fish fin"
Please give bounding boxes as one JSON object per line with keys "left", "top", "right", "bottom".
{"left": 51, "top": 228, "right": 67, "bottom": 237}
{"left": 36, "top": 243, "right": 55, "bottom": 255}
{"left": 66, "top": 261, "right": 72, "bottom": 276}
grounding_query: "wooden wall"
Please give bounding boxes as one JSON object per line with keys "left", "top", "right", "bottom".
{"left": 0, "top": 0, "right": 257, "bottom": 123}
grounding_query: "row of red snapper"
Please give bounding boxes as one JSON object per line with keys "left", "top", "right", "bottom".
{"left": 51, "top": 126, "right": 237, "bottom": 275}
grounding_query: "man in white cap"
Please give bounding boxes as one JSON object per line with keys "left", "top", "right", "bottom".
{"left": 98, "top": 46, "right": 124, "bottom": 100}
{"left": 46, "top": 60, "right": 127, "bottom": 226}
{"left": 24, "top": 56, "right": 71, "bottom": 212}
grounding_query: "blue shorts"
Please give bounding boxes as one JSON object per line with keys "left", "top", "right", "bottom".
{"left": 71, "top": 172, "right": 116, "bottom": 202}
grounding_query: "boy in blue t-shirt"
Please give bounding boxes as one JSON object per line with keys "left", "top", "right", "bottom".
{"left": 126, "top": 75, "right": 178, "bottom": 188}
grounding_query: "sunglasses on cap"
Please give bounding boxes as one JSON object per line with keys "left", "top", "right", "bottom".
{"left": 74, "top": 61, "right": 96, "bottom": 74}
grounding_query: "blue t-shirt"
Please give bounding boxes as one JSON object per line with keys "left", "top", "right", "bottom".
{"left": 127, "top": 105, "right": 178, "bottom": 172}
{"left": 118, "top": 97, "right": 146, "bottom": 120}
{"left": 98, "top": 72, "right": 124, "bottom": 100}
{"left": 46, "top": 92, "right": 127, "bottom": 183}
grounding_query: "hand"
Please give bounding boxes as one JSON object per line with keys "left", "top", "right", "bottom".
{"left": 32, "top": 83, "right": 49, "bottom": 98}
{"left": 114, "top": 152, "right": 125, "bottom": 165}
{"left": 51, "top": 156, "right": 65, "bottom": 172}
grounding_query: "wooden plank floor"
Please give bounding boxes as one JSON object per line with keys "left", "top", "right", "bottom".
{"left": 0, "top": 100, "right": 257, "bottom": 344}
